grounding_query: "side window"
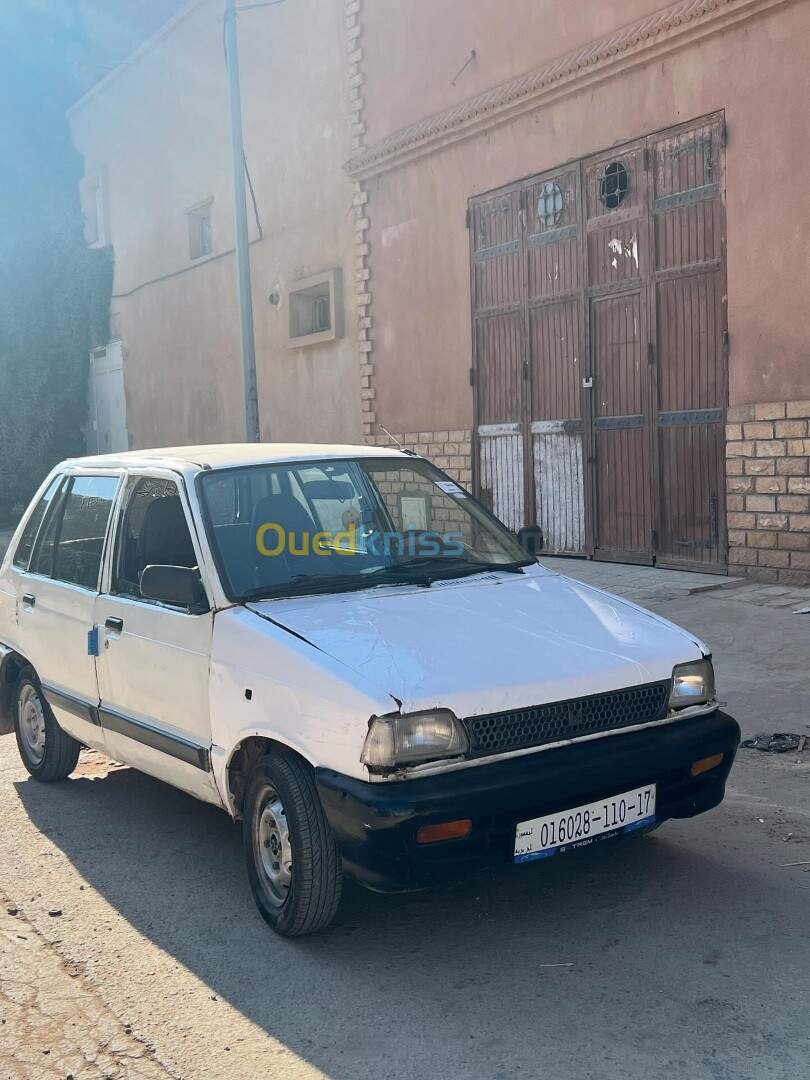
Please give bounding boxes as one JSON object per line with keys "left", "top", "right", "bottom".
{"left": 52, "top": 476, "right": 120, "bottom": 590}
{"left": 13, "top": 476, "right": 62, "bottom": 570}
{"left": 113, "top": 477, "right": 198, "bottom": 599}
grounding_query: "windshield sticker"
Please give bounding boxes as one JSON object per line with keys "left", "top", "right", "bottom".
{"left": 435, "top": 480, "right": 467, "bottom": 498}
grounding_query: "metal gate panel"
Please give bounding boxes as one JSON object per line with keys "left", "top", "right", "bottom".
{"left": 583, "top": 141, "right": 654, "bottom": 563}
{"left": 525, "top": 166, "right": 586, "bottom": 553}
{"left": 590, "top": 293, "right": 653, "bottom": 559}
{"left": 479, "top": 425, "right": 525, "bottom": 533}
{"left": 584, "top": 142, "right": 647, "bottom": 293}
{"left": 532, "top": 422, "right": 584, "bottom": 552}
{"left": 651, "top": 116, "right": 727, "bottom": 570}
{"left": 471, "top": 187, "right": 527, "bottom": 526}
{"left": 528, "top": 300, "right": 586, "bottom": 553}
{"left": 474, "top": 309, "right": 524, "bottom": 427}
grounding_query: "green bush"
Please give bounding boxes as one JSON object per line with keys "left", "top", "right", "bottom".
{"left": 0, "top": 6, "right": 112, "bottom": 518}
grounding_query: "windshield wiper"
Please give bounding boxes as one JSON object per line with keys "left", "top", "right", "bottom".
{"left": 386, "top": 556, "right": 530, "bottom": 582}
{"left": 239, "top": 569, "right": 426, "bottom": 602}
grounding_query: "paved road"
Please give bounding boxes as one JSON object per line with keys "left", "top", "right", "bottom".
{"left": 1, "top": 586, "right": 808, "bottom": 1079}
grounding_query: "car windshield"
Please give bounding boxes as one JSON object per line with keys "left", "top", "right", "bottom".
{"left": 198, "top": 457, "right": 532, "bottom": 600}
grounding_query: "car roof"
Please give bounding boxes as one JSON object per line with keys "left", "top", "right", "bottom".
{"left": 62, "top": 443, "right": 411, "bottom": 473}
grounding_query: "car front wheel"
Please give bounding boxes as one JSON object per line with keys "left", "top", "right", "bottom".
{"left": 244, "top": 752, "right": 343, "bottom": 936}
{"left": 14, "top": 668, "right": 81, "bottom": 781}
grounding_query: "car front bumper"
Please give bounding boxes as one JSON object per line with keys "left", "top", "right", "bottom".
{"left": 315, "top": 709, "right": 740, "bottom": 892}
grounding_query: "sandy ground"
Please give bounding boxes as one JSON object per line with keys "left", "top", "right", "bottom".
{"left": 0, "top": 578, "right": 808, "bottom": 1079}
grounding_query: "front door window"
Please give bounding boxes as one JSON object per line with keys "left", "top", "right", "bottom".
{"left": 113, "top": 477, "right": 199, "bottom": 601}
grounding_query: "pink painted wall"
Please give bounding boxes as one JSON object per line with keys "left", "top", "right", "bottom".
{"left": 361, "top": 0, "right": 670, "bottom": 146}
{"left": 362, "top": 0, "right": 810, "bottom": 436}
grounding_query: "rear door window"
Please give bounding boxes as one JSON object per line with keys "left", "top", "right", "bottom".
{"left": 51, "top": 476, "right": 120, "bottom": 590}
{"left": 12, "top": 476, "right": 62, "bottom": 571}
{"left": 29, "top": 478, "right": 70, "bottom": 578}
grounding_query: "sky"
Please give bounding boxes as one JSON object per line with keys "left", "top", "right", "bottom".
{"left": 0, "top": 1, "right": 183, "bottom": 242}
{"left": 6, "top": 0, "right": 184, "bottom": 100}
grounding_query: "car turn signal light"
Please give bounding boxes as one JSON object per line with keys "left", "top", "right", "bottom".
{"left": 415, "top": 819, "right": 473, "bottom": 845}
{"left": 690, "top": 753, "right": 724, "bottom": 777}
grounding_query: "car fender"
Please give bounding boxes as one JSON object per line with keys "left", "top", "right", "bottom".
{"left": 209, "top": 606, "right": 398, "bottom": 811}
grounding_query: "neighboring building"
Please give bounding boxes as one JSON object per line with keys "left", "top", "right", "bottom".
{"left": 68, "top": 0, "right": 363, "bottom": 452}
{"left": 347, "top": 0, "right": 810, "bottom": 584}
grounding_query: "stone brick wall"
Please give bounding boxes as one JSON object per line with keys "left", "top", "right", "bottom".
{"left": 345, "top": 0, "right": 375, "bottom": 439}
{"left": 726, "top": 400, "right": 810, "bottom": 585}
{"left": 368, "top": 430, "right": 473, "bottom": 487}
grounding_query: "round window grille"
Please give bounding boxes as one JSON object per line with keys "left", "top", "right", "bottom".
{"left": 537, "top": 181, "right": 564, "bottom": 228}
{"left": 599, "top": 161, "right": 629, "bottom": 210}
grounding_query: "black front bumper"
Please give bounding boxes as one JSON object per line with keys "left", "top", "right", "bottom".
{"left": 315, "top": 710, "right": 740, "bottom": 892}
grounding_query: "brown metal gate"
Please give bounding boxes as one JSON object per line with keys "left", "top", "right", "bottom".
{"left": 470, "top": 186, "right": 525, "bottom": 532}
{"left": 649, "top": 117, "right": 727, "bottom": 570}
{"left": 470, "top": 112, "right": 728, "bottom": 571}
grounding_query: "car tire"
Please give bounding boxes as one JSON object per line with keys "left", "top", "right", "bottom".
{"left": 14, "top": 668, "right": 81, "bottom": 781}
{"left": 244, "top": 752, "right": 343, "bottom": 936}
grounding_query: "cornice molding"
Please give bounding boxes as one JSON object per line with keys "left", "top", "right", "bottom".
{"left": 345, "top": 0, "right": 797, "bottom": 179}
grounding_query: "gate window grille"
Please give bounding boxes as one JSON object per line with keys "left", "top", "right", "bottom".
{"left": 600, "top": 160, "right": 629, "bottom": 210}
{"left": 537, "top": 181, "right": 564, "bottom": 228}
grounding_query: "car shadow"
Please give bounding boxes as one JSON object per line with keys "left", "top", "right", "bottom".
{"left": 13, "top": 757, "right": 801, "bottom": 1080}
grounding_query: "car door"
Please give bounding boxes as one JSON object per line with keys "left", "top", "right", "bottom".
{"left": 15, "top": 471, "right": 122, "bottom": 749}
{"left": 94, "top": 471, "right": 221, "bottom": 805}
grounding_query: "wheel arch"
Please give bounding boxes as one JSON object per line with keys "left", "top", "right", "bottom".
{"left": 223, "top": 733, "right": 316, "bottom": 820}
{"left": 0, "top": 648, "right": 31, "bottom": 737}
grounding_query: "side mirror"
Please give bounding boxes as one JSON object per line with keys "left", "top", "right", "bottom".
{"left": 517, "top": 526, "right": 544, "bottom": 556}
{"left": 140, "top": 564, "right": 209, "bottom": 614}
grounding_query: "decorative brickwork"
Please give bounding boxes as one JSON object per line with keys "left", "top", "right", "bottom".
{"left": 368, "top": 430, "right": 473, "bottom": 488}
{"left": 726, "top": 400, "right": 810, "bottom": 585}
{"left": 345, "top": 0, "right": 375, "bottom": 439}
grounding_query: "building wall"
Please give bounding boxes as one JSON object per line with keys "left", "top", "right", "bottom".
{"left": 348, "top": 0, "right": 810, "bottom": 580}
{"left": 69, "top": 0, "right": 363, "bottom": 449}
{"left": 361, "top": 0, "right": 679, "bottom": 146}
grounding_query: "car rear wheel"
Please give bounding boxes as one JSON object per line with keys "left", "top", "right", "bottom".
{"left": 14, "top": 668, "right": 80, "bottom": 781}
{"left": 244, "top": 752, "right": 343, "bottom": 936}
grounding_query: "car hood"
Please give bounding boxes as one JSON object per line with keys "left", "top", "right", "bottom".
{"left": 246, "top": 566, "right": 707, "bottom": 718}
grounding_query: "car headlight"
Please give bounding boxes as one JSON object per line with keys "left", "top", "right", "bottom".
{"left": 361, "top": 709, "right": 469, "bottom": 770}
{"left": 669, "top": 658, "right": 715, "bottom": 710}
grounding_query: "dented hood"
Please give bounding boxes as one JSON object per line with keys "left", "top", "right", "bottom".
{"left": 246, "top": 566, "right": 706, "bottom": 718}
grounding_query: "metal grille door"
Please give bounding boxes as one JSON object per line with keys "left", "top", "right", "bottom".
{"left": 469, "top": 113, "right": 727, "bottom": 570}
{"left": 470, "top": 187, "right": 526, "bottom": 532}
{"left": 650, "top": 117, "right": 727, "bottom": 569}
{"left": 583, "top": 141, "right": 654, "bottom": 562}
{"left": 525, "top": 167, "right": 586, "bottom": 553}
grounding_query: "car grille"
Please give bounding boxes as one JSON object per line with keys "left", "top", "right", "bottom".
{"left": 466, "top": 681, "right": 671, "bottom": 755}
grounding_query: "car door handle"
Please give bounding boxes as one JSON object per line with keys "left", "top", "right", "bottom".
{"left": 22, "top": 593, "right": 35, "bottom": 607}
{"left": 105, "top": 617, "right": 124, "bottom": 633}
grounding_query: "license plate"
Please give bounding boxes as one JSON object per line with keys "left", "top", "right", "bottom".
{"left": 514, "top": 783, "right": 656, "bottom": 863}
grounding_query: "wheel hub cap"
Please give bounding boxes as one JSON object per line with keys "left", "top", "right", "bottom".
{"left": 18, "top": 684, "right": 46, "bottom": 765}
{"left": 256, "top": 787, "right": 292, "bottom": 907}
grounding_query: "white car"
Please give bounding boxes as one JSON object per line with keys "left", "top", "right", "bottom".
{"left": 0, "top": 445, "right": 739, "bottom": 935}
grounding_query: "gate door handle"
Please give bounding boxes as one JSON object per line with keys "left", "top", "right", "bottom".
{"left": 22, "top": 593, "right": 35, "bottom": 607}
{"left": 105, "top": 617, "right": 124, "bottom": 633}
